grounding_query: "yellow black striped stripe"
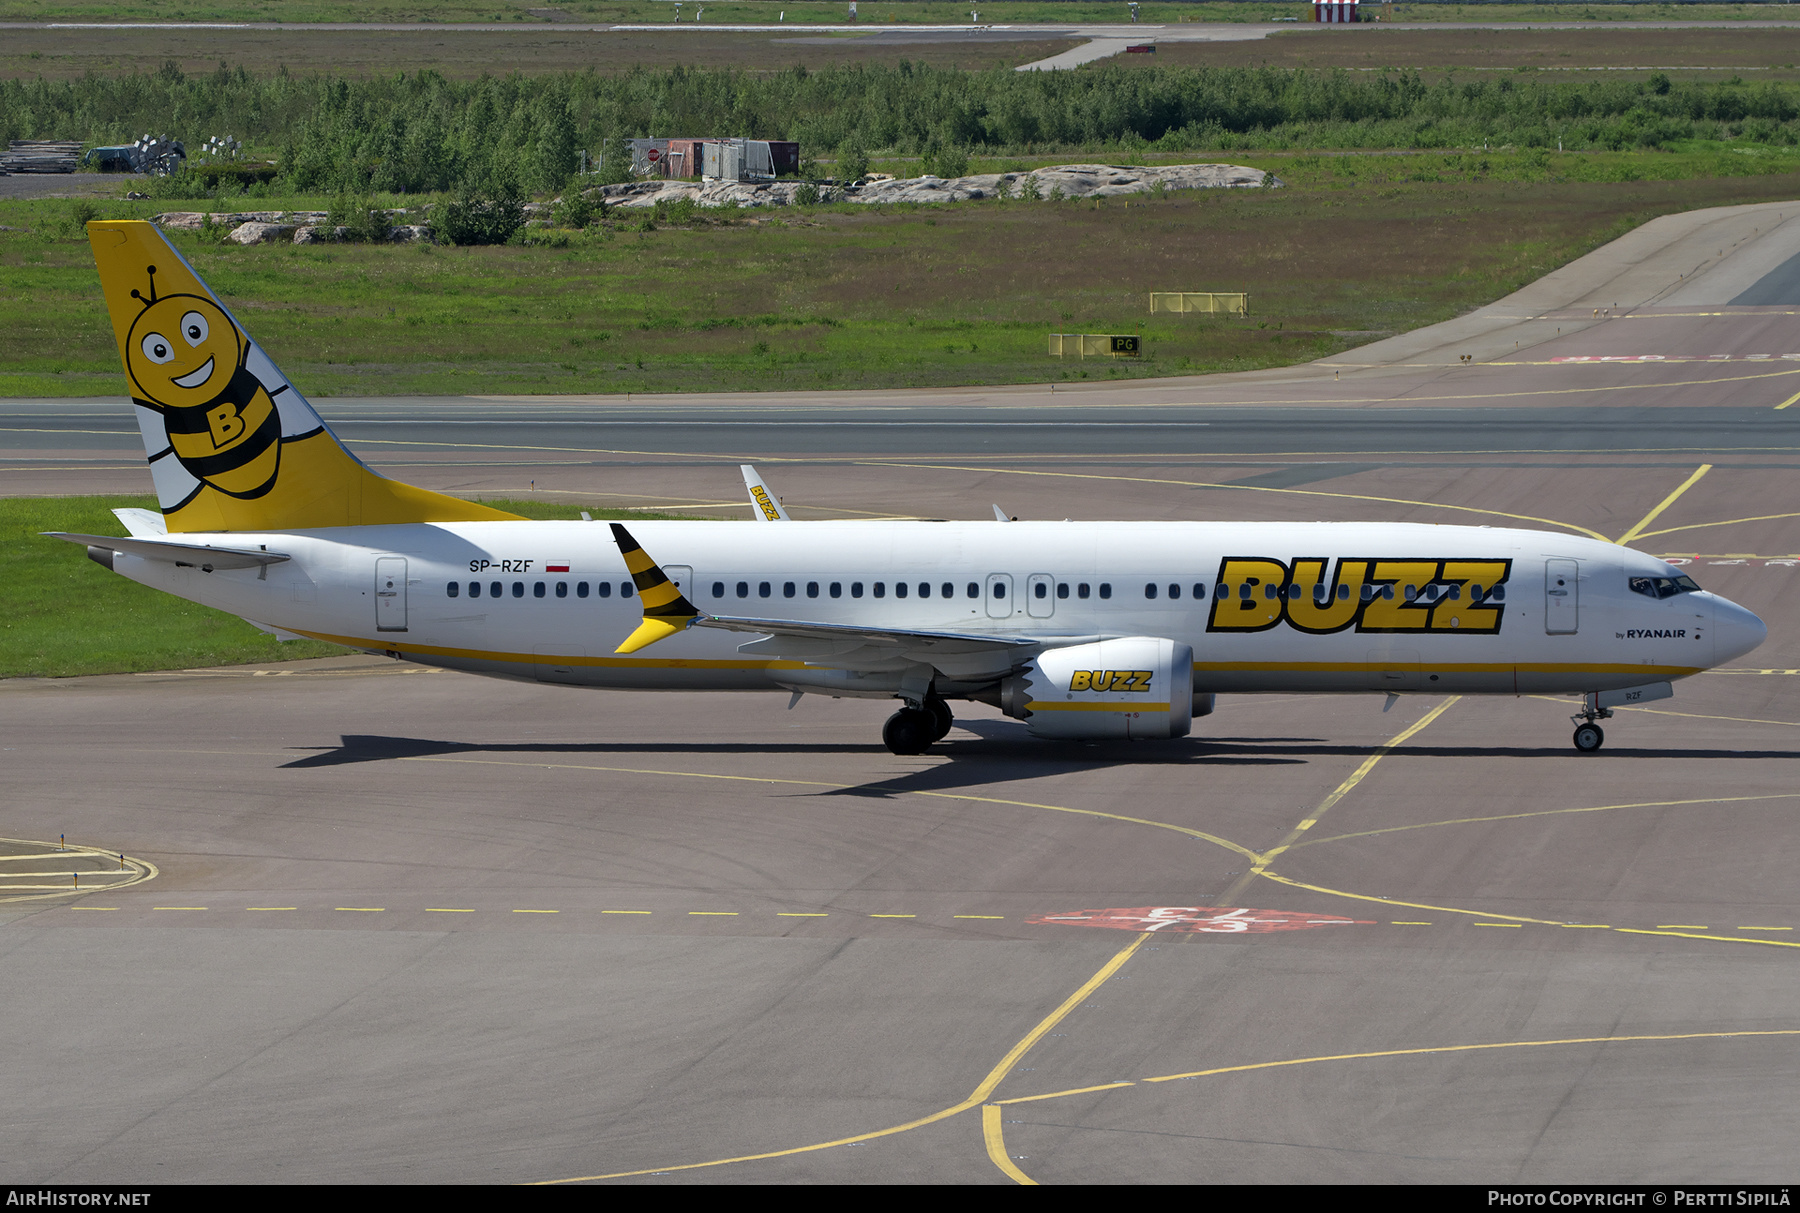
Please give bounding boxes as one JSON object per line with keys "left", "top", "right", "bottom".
{"left": 608, "top": 523, "right": 698, "bottom": 653}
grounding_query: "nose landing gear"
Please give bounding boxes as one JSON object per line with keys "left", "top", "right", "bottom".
{"left": 1571, "top": 699, "right": 1612, "bottom": 752}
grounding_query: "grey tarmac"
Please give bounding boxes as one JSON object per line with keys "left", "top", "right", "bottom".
{"left": 3, "top": 198, "right": 1799, "bottom": 1184}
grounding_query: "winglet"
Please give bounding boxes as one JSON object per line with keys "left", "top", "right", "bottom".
{"left": 609, "top": 523, "right": 699, "bottom": 653}
{"left": 740, "top": 464, "right": 791, "bottom": 521}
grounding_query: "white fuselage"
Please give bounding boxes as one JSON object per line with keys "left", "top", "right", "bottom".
{"left": 106, "top": 519, "right": 1767, "bottom": 702}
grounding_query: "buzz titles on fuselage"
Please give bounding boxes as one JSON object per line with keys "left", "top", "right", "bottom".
{"left": 1206, "top": 556, "right": 1512, "bottom": 635}
{"left": 124, "top": 264, "right": 286, "bottom": 501}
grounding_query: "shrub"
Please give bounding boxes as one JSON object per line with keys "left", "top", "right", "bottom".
{"left": 921, "top": 141, "right": 969, "bottom": 180}
{"left": 328, "top": 193, "right": 393, "bottom": 242}
{"left": 553, "top": 189, "right": 599, "bottom": 229}
{"left": 837, "top": 143, "right": 870, "bottom": 182}
{"left": 793, "top": 182, "right": 820, "bottom": 206}
{"left": 432, "top": 186, "right": 526, "bottom": 246}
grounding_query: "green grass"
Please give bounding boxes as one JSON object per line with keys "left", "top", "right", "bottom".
{"left": 0, "top": 495, "right": 702, "bottom": 678}
{"left": 5, "top": 1, "right": 1798, "bottom": 23}
{"left": 7, "top": 147, "right": 1800, "bottom": 397}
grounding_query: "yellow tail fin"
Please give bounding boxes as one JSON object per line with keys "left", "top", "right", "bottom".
{"left": 88, "top": 220, "right": 519, "bottom": 532}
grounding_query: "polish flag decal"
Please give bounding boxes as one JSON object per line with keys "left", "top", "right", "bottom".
{"left": 546, "top": 563, "right": 570, "bottom": 573}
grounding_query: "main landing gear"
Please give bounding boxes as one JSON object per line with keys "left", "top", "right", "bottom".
{"left": 883, "top": 695, "right": 954, "bottom": 755}
{"left": 1571, "top": 699, "right": 1613, "bottom": 753}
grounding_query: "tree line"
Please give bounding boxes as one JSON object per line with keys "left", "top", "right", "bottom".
{"left": 4, "top": 60, "right": 1797, "bottom": 195}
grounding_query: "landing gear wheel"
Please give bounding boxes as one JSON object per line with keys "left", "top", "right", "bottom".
{"left": 883, "top": 708, "right": 936, "bottom": 755}
{"left": 924, "top": 696, "right": 954, "bottom": 742}
{"left": 1573, "top": 723, "right": 1604, "bottom": 753}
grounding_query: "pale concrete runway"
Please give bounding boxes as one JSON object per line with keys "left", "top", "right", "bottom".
{"left": 4, "top": 200, "right": 1800, "bottom": 1184}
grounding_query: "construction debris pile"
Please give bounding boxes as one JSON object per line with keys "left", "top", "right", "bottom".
{"left": 592, "top": 162, "right": 1277, "bottom": 210}
{"left": 2, "top": 140, "right": 83, "bottom": 174}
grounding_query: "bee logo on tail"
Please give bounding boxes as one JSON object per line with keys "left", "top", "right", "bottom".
{"left": 90, "top": 221, "right": 518, "bottom": 532}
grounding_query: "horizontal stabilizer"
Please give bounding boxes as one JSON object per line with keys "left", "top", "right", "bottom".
{"left": 46, "top": 531, "right": 290, "bottom": 570}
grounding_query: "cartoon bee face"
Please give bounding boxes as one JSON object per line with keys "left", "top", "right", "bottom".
{"left": 124, "top": 268, "right": 281, "bottom": 500}
{"left": 126, "top": 294, "right": 242, "bottom": 408}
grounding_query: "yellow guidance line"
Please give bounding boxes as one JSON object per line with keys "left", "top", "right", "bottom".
{"left": 1141, "top": 1030, "right": 1800, "bottom": 1086}
{"left": 1776, "top": 389, "right": 1800, "bottom": 410}
{"left": 981, "top": 1105, "right": 1038, "bottom": 1186}
{"left": 532, "top": 932, "right": 1152, "bottom": 1185}
{"left": 1617, "top": 464, "right": 1712, "bottom": 545}
{"left": 1221, "top": 697, "right": 1460, "bottom": 904}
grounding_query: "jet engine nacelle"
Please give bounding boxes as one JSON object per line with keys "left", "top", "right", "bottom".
{"left": 1000, "top": 637, "right": 1194, "bottom": 740}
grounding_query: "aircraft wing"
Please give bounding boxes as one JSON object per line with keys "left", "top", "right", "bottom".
{"left": 697, "top": 614, "right": 1097, "bottom": 678}
{"left": 45, "top": 532, "right": 291, "bottom": 570}
{"left": 605, "top": 520, "right": 1090, "bottom": 677}
{"left": 740, "top": 465, "right": 792, "bottom": 521}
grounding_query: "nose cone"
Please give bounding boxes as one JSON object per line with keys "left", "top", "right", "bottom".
{"left": 1710, "top": 594, "right": 1767, "bottom": 666}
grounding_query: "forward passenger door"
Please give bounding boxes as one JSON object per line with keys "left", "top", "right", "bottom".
{"left": 1545, "top": 558, "right": 1579, "bottom": 634}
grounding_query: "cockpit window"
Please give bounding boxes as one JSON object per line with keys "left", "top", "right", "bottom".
{"left": 1629, "top": 574, "right": 1701, "bottom": 600}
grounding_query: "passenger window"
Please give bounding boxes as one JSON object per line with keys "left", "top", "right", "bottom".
{"left": 941, "top": 583, "right": 953, "bottom": 598}
{"left": 597, "top": 581, "right": 612, "bottom": 598}
{"left": 1313, "top": 584, "right": 1327, "bottom": 604}
{"left": 807, "top": 582, "right": 819, "bottom": 598}
{"left": 1287, "top": 584, "right": 1302, "bottom": 600}
{"left": 894, "top": 582, "right": 907, "bottom": 599}
{"left": 920, "top": 583, "right": 931, "bottom": 598}
{"left": 874, "top": 582, "right": 886, "bottom": 598}
{"left": 992, "top": 582, "right": 1006, "bottom": 598}
{"left": 490, "top": 581, "right": 502, "bottom": 598}
{"left": 447, "top": 581, "right": 459, "bottom": 598}
{"left": 1448, "top": 584, "right": 1461, "bottom": 600}
{"left": 783, "top": 582, "right": 796, "bottom": 598}
{"left": 577, "top": 582, "right": 589, "bottom": 598}
{"left": 513, "top": 582, "right": 525, "bottom": 598}
{"left": 1169, "top": 584, "right": 1181, "bottom": 600}
{"left": 830, "top": 582, "right": 842, "bottom": 598}
{"left": 1035, "top": 582, "right": 1048, "bottom": 599}
{"left": 469, "top": 581, "right": 481, "bottom": 598}
{"left": 1079, "top": 583, "right": 1091, "bottom": 599}
{"left": 1057, "top": 582, "right": 1070, "bottom": 600}
{"left": 1263, "top": 584, "right": 1278, "bottom": 600}
{"left": 759, "top": 581, "right": 772, "bottom": 598}
{"left": 713, "top": 581, "right": 726, "bottom": 598}
{"left": 556, "top": 582, "right": 568, "bottom": 598}
{"left": 1144, "top": 583, "right": 1158, "bottom": 599}
{"left": 1404, "top": 585, "right": 1416, "bottom": 601}
{"left": 533, "top": 582, "right": 546, "bottom": 598}
{"left": 1382, "top": 585, "right": 1394, "bottom": 601}
{"left": 1337, "top": 584, "right": 1349, "bottom": 600}
{"left": 1361, "top": 584, "right": 1374, "bottom": 602}
{"left": 621, "top": 583, "right": 634, "bottom": 598}
{"left": 1491, "top": 585, "right": 1506, "bottom": 601}
{"left": 1099, "top": 583, "right": 1112, "bottom": 600}
{"left": 966, "top": 582, "right": 979, "bottom": 598}
{"left": 851, "top": 582, "right": 864, "bottom": 598}
{"left": 737, "top": 581, "right": 749, "bottom": 598}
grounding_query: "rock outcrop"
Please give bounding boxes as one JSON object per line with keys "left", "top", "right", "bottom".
{"left": 591, "top": 162, "right": 1276, "bottom": 211}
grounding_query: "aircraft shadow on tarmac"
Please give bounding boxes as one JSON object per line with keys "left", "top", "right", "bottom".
{"left": 279, "top": 729, "right": 1799, "bottom": 776}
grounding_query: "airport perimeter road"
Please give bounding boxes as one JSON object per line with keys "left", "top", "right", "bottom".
{"left": 3, "top": 202, "right": 1799, "bottom": 1185}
